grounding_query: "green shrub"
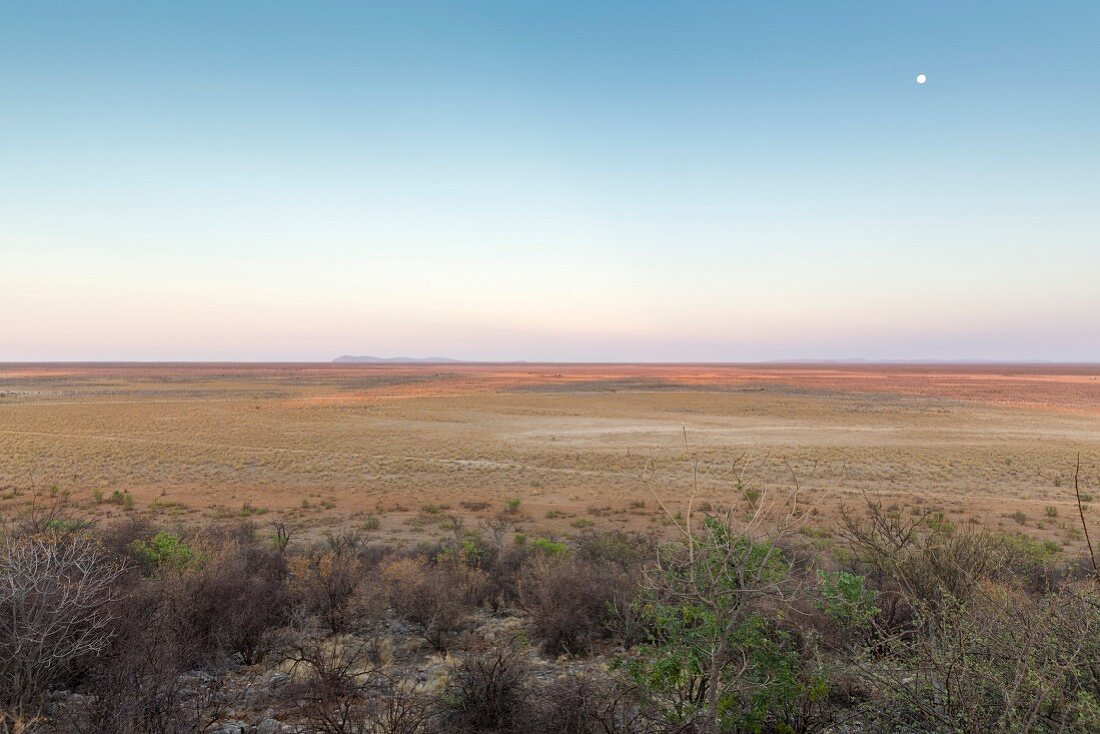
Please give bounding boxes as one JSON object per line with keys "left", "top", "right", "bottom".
{"left": 45, "top": 518, "right": 83, "bottom": 533}
{"left": 528, "top": 538, "right": 567, "bottom": 556}
{"left": 617, "top": 516, "right": 804, "bottom": 731}
{"left": 129, "top": 532, "right": 195, "bottom": 573}
{"left": 239, "top": 502, "right": 267, "bottom": 517}
{"left": 816, "top": 570, "right": 877, "bottom": 631}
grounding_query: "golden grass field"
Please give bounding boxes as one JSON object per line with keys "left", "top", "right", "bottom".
{"left": 2, "top": 362, "right": 1099, "bottom": 547}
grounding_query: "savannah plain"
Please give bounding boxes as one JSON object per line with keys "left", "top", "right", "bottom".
{"left": 2, "top": 362, "right": 1099, "bottom": 549}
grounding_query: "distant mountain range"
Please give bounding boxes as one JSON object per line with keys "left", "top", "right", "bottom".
{"left": 332, "top": 355, "right": 462, "bottom": 364}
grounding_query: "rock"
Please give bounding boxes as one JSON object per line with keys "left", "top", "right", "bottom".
{"left": 209, "top": 722, "right": 247, "bottom": 734}
{"left": 254, "top": 717, "right": 282, "bottom": 734}
{"left": 388, "top": 620, "right": 417, "bottom": 636}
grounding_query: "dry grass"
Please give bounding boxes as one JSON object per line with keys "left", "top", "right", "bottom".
{"left": 1, "top": 363, "right": 1099, "bottom": 548}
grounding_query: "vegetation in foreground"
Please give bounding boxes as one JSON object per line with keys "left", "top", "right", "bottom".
{"left": 3, "top": 467, "right": 1100, "bottom": 734}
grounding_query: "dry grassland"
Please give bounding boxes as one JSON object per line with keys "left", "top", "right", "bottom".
{"left": 2, "top": 362, "right": 1099, "bottom": 548}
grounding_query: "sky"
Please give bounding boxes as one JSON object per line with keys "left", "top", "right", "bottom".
{"left": 2, "top": 1, "right": 1098, "bottom": 362}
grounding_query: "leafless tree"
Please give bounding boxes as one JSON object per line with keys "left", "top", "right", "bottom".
{"left": 481, "top": 515, "right": 513, "bottom": 563}
{"left": 273, "top": 520, "right": 293, "bottom": 553}
{"left": 9, "top": 492, "right": 90, "bottom": 540}
{"left": 0, "top": 534, "right": 126, "bottom": 712}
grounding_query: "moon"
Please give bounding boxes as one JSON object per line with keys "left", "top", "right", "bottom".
{"left": 916, "top": 73, "right": 927, "bottom": 84}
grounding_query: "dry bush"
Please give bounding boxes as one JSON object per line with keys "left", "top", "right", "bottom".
{"left": 75, "top": 579, "right": 232, "bottom": 734}
{"left": 96, "top": 516, "right": 156, "bottom": 563}
{"left": 289, "top": 549, "right": 363, "bottom": 634}
{"left": 842, "top": 497, "right": 1100, "bottom": 732}
{"left": 380, "top": 557, "right": 486, "bottom": 651}
{"left": 572, "top": 530, "right": 654, "bottom": 569}
{"left": 8, "top": 494, "right": 92, "bottom": 540}
{"left": 0, "top": 534, "right": 125, "bottom": 713}
{"left": 285, "top": 632, "right": 433, "bottom": 734}
{"left": 525, "top": 673, "right": 659, "bottom": 734}
{"left": 128, "top": 529, "right": 292, "bottom": 666}
{"left": 840, "top": 501, "right": 1006, "bottom": 632}
{"left": 854, "top": 581, "right": 1100, "bottom": 733}
{"left": 841, "top": 499, "right": 1083, "bottom": 628}
{"left": 437, "top": 640, "right": 531, "bottom": 734}
{"left": 482, "top": 543, "right": 530, "bottom": 611}
{"left": 517, "top": 555, "right": 641, "bottom": 655}
{"left": 195, "top": 539, "right": 291, "bottom": 665}
{"left": 0, "top": 712, "right": 44, "bottom": 734}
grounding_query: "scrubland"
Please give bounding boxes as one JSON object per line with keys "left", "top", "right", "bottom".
{"left": 2, "top": 363, "right": 1100, "bottom": 732}
{"left": 1, "top": 363, "right": 1098, "bottom": 548}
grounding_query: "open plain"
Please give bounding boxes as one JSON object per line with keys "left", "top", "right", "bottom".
{"left": 2, "top": 362, "right": 1099, "bottom": 547}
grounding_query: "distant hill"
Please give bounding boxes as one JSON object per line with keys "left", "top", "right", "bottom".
{"left": 332, "top": 355, "right": 462, "bottom": 364}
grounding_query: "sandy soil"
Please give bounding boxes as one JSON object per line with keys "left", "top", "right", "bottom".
{"left": 1, "top": 363, "right": 1098, "bottom": 547}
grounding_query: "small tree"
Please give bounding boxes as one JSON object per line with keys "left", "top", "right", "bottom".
{"left": 0, "top": 534, "right": 126, "bottom": 713}
{"left": 622, "top": 459, "right": 811, "bottom": 734}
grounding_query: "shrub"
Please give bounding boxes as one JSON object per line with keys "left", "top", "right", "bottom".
{"left": 289, "top": 549, "right": 362, "bottom": 634}
{"left": 863, "top": 583, "right": 1100, "bottom": 732}
{"left": 201, "top": 539, "right": 291, "bottom": 664}
{"left": 381, "top": 557, "right": 486, "bottom": 651}
{"left": 129, "top": 532, "right": 195, "bottom": 574}
{"left": 109, "top": 490, "right": 134, "bottom": 509}
{"left": 842, "top": 501, "right": 1017, "bottom": 612}
{"left": 281, "top": 632, "right": 436, "bottom": 734}
{"left": 815, "top": 570, "right": 877, "bottom": 632}
{"left": 12, "top": 495, "right": 90, "bottom": 538}
{"left": 620, "top": 512, "right": 796, "bottom": 732}
{"left": 518, "top": 555, "right": 640, "bottom": 654}
{"left": 525, "top": 672, "right": 651, "bottom": 734}
{"left": 573, "top": 529, "right": 652, "bottom": 568}
{"left": 438, "top": 640, "right": 531, "bottom": 734}
{"left": 80, "top": 582, "right": 232, "bottom": 734}
{"left": 527, "top": 538, "right": 567, "bottom": 557}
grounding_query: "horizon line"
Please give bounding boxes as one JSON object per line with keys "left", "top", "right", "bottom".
{"left": 4, "top": 359, "right": 1100, "bottom": 367}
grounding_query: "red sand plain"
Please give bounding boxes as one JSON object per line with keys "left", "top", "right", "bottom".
{"left": 5, "top": 362, "right": 1100, "bottom": 413}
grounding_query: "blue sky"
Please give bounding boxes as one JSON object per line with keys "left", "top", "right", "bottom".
{"left": 2, "top": 1, "right": 1098, "bottom": 361}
